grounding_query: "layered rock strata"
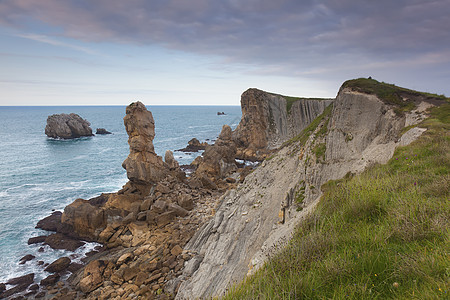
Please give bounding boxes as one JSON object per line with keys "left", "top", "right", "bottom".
{"left": 45, "top": 113, "right": 94, "bottom": 139}
{"left": 175, "top": 85, "right": 435, "bottom": 299}
{"left": 232, "top": 88, "right": 333, "bottom": 159}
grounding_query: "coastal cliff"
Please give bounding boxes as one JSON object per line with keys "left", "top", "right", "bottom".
{"left": 232, "top": 88, "right": 333, "bottom": 160}
{"left": 5, "top": 79, "right": 446, "bottom": 299}
{"left": 175, "top": 80, "right": 442, "bottom": 299}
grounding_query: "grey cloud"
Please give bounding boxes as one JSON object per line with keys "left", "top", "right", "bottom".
{"left": 0, "top": 0, "right": 449, "bottom": 79}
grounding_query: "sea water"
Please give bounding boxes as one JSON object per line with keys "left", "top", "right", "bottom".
{"left": 0, "top": 105, "right": 241, "bottom": 284}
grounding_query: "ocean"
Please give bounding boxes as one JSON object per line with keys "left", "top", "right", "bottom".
{"left": 0, "top": 105, "right": 241, "bottom": 284}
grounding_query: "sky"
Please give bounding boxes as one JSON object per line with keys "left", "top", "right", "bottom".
{"left": 0, "top": 0, "right": 449, "bottom": 106}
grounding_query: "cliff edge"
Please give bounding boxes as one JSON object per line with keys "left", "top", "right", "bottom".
{"left": 176, "top": 79, "right": 443, "bottom": 299}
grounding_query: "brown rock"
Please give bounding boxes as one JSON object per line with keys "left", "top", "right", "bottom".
{"left": 155, "top": 183, "right": 171, "bottom": 194}
{"left": 165, "top": 150, "right": 180, "bottom": 169}
{"left": 44, "top": 233, "right": 85, "bottom": 251}
{"left": 171, "top": 245, "right": 183, "bottom": 256}
{"left": 28, "top": 236, "right": 47, "bottom": 245}
{"left": 116, "top": 252, "right": 133, "bottom": 265}
{"left": 151, "top": 200, "right": 167, "bottom": 214}
{"left": 178, "top": 194, "right": 194, "bottom": 211}
{"left": 168, "top": 203, "right": 188, "bottom": 217}
{"left": 122, "top": 266, "right": 138, "bottom": 281}
{"left": 140, "top": 197, "right": 153, "bottom": 211}
{"left": 44, "top": 257, "right": 71, "bottom": 273}
{"left": 122, "top": 101, "right": 168, "bottom": 186}
{"left": 156, "top": 211, "right": 176, "bottom": 227}
{"left": 67, "top": 262, "right": 83, "bottom": 273}
{"left": 79, "top": 260, "right": 106, "bottom": 293}
{"left": 40, "top": 274, "right": 60, "bottom": 286}
{"left": 35, "top": 211, "right": 63, "bottom": 232}
{"left": 60, "top": 198, "right": 105, "bottom": 240}
{"left": 19, "top": 254, "right": 35, "bottom": 264}
{"left": 7, "top": 273, "right": 34, "bottom": 286}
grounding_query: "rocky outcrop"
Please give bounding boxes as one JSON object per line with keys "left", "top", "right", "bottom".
{"left": 96, "top": 128, "right": 112, "bottom": 134}
{"left": 122, "top": 101, "right": 169, "bottom": 188}
{"left": 193, "top": 125, "right": 237, "bottom": 180}
{"left": 177, "top": 138, "right": 208, "bottom": 152}
{"left": 232, "top": 88, "right": 333, "bottom": 159}
{"left": 176, "top": 84, "right": 433, "bottom": 299}
{"left": 45, "top": 113, "right": 93, "bottom": 139}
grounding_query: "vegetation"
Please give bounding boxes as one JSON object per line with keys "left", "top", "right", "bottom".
{"left": 342, "top": 78, "right": 448, "bottom": 115}
{"left": 313, "top": 142, "right": 326, "bottom": 162}
{"left": 224, "top": 103, "right": 449, "bottom": 299}
{"left": 283, "top": 103, "right": 333, "bottom": 147}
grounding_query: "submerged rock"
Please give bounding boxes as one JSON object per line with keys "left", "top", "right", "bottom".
{"left": 45, "top": 113, "right": 93, "bottom": 139}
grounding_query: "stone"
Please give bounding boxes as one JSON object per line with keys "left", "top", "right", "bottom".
{"left": 45, "top": 113, "right": 93, "bottom": 139}
{"left": 155, "top": 211, "right": 176, "bottom": 227}
{"left": 67, "top": 262, "right": 83, "bottom": 273}
{"left": 168, "top": 203, "right": 188, "bottom": 217}
{"left": 60, "top": 198, "right": 106, "bottom": 240}
{"left": 165, "top": 150, "right": 180, "bottom": 169}
{"left": 19, "top": 254, "right": 36, "bottom": 264}
{"left": 7, "top": 273, "right": 34, "bottom": 286}
{"left": 140, "top": 197, "right": 153, "bottom": 211}
{"left": 178, "top": 194, "right": 194, "bottom": 211}
{"left": 151, "top": 200, "right": 167, "bottom": 214}
{"left": 29, "top": 284, "right": 39, "bottom": 291}
{"left": 121, "top": 101, "right": 168, "bottom": 185}
{"left": 28, "top": 236, "right": 47, "bottom": 245}
{"left": 177, "top": 138, "right": 208, "bottom": 152}
{"left": 116, "top": 252, "right": 133, "bottom": 265}
{"left": 44, "top": 233, "right": 85, "bottom": 251}
{"left": 155, "top": 183, "right": 171, "bottom": 194}
{"left": 170, "top": 245, "right": 183, "bottom": 256}
{"left": 35, "top": 211, "right": 63, "bottom": 232}
{"left": 194, "top": 125, "right": 238, "bottom": 179}
{"left": 80, "top": 260, "right": 107, "bottom": 293}
{"left": 96, "top": 128, "right": 112, "bottom": 134}
{"left": 122, "top": 266, "right": 138, "bottom": 282}
{"left": 40, "top": 274, "right": 60, "bottom": 286}
{"left": 44, "top": 257, "right": 71, "bottom": 273}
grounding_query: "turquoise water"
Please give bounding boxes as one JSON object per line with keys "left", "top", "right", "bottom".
{"left": 0, "top": 105, "right": 241, "bottom": 283}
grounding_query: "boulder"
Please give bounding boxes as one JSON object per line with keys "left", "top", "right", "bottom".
{"left": 19, "top": 254, "right": 35, "bottom": 264}
{"left": 6, "top": 273, "right": 34, "bottom": 286}
{"left": 61, "top": 198, "right": 106, "bottom": 240}
{"left": 44, "top": 257, "right": 71, "bottom": 273}
{"left": 44, "top": 233, "right": 85, "bottom": 251}
{"left": 35, "top": 211, "right": 63, "bottom": 232}
{"left": 194, "top": 125, "right": 237, "bottom": 179}
{"left": 79, "top": 260, "right": 107, "bottom": 293}
{"left": 96, "top": 128, "right": 112, "bottom": 134}
{"left": 40, "top": 274, "right": 60, "bottom": 286}
{"left": 165, "top": 150, "right": 180, "bottom": 169}
{"left": 177, "top": 138, "right": 208, "bottom": 152}
{"left": 45, "top": 113, "right": 93, "bottom": 139}
{"left": 122, "top": 101, "right": 168, "bottom": 186}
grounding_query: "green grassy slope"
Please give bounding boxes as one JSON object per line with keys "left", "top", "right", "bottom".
{"left": 224, "top": 103, "right": 449, "bottom": 299}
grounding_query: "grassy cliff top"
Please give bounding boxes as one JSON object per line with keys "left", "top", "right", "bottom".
{"left": 224, "top": 102, "right": 449, "bottom": 299}
{"left": 342, "top": 78, "right": 448, "bottom": 112}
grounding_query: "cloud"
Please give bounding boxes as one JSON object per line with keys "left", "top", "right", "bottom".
{"left": 15, "top": 33, "right": 97, "bottom": 55}
{"left": 0, "top": 0, "right": 449, "bottom": 79}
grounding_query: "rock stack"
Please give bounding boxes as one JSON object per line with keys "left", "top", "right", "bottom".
{"left": 45, "top": 113, "right": 94, "bottom": 139}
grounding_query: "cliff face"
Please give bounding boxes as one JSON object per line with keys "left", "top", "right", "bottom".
{"left": 176, "top": 85, "right": 433, "bottom": 299}
{"left": 232, "top": 88, "right": 333, "bottom": 159}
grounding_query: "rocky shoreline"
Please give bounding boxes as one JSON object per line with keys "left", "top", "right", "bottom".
{"left": 3, "top": 81, "right": 435, "bottom": 299}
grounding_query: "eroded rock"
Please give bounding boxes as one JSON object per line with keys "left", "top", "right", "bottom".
{"left": 45, "top": 113, "right": 93, "bottom": 139}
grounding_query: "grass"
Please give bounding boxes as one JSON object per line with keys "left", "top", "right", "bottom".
{"left": 223, "top": 103, "right": 449, "bottom": 299}
{"left": 313, "top": 143, "right": 326, "bottom": 162}
{"left": 342, "top": 78, "right": 448, "bottom": 115}
{"left": 283, "top": 103, "right": 333, "bottom": 147}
